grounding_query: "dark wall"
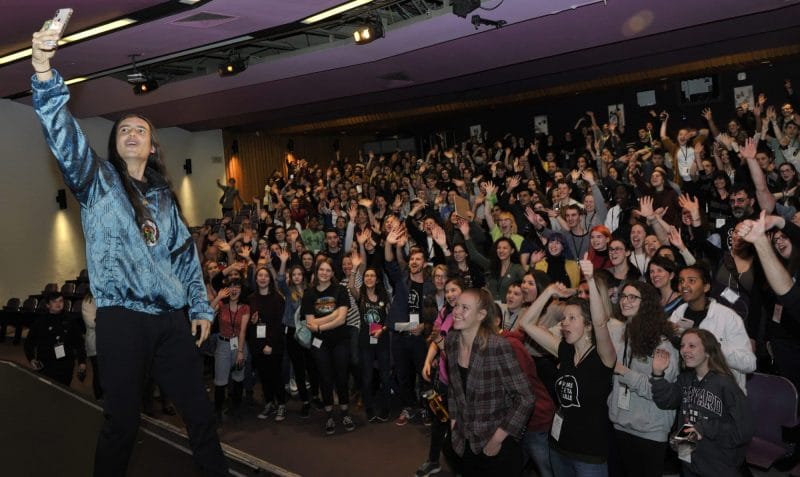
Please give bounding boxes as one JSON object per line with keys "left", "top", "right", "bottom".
{"left": 411, "top": 58, "right": 798, "bottom": 148}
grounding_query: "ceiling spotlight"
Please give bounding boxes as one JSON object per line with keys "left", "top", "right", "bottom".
{"left": 219, "top": 53, "right": 247, "bottom": 77}
{"left": 353, "top": 18, "right": 384, "bottom": 45}
{"left": 132, "top": 78, "right": 159, "bottom": 95}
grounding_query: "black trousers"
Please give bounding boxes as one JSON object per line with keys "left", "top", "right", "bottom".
{"left": 614, "top": 429, "right": 667, "bottom": 477}
{"left": 253, "top": 350, "right": 286, "bottom": 405}
{"left": 392, "top": 333, "right": 428, "bottom": 408}
{"left": 94, "top": 307, "right": 227, "bottom": 477}
{"left": 311, "top": 334, "right": 351, "bottom": 407}
{"left": 462, "top": 437, "right": 523, "bottom": 477}
{"left": 285, "top": 326, "right": 319, "bottom": 402}
{"left": 41, "top": 358, "right": 74, "bottom": 387}
{"left": 89, "top": 356, "right": 103, "bottom": 400}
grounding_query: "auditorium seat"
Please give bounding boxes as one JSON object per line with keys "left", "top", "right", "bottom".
{"left": 746, "top": 373, "right": 799, "bottom": 470}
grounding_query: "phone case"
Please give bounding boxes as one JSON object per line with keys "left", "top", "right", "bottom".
{"left": 45, "top": 8, "right": 73, "bottom": 48}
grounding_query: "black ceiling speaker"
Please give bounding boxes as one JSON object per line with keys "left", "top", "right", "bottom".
{"left": 56, "top": 189, "right": 67, "bottom": 210}
{"left": 452, "top": 0, "right": 480, "bottom": 18}
{"left": 183, "top": 158, "right": 192, "bottom": 175}
{"left": 231, "top": 140, "right": 239, "bottom": 154}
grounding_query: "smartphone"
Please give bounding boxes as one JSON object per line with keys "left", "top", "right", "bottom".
{"left": 45, "top": 8, "right": 73, "bottom": 48}
{"left": 674, "top": 424, "right": 694, "bottom": 441}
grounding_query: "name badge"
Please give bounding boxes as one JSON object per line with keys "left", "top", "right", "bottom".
{"left": 54, "top": 344, "right": 66, "bottom": 360}
{"left": 230, "top": 337, "right": 239, "bottom": 351}
{"left": 550, "top": 412, "right": 564, "bottom": 441}
{"left": 312, "top": 338, "right": 323, "bottom": 349}
{"left": 257, "top": 325, "right": 267, "bottom": 339}
{"left": 370, "top": 336, "right": 378, "bottom": 345}
{"left": 773, "top": 304, "right": 783, "bottom": 324}
{"left": 617, "top": 386, "right": 631, "bottom": 410}
{"left": 409, "top": 313, "right": 420, "bottom": 324}
{"left": 720, "top": 287, "right": 739, "bottom": 304}
{"left": 715, "top": 218, "right": 726, "bottom": 229}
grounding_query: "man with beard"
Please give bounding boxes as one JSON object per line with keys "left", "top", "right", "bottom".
{"left": 384, "top": 229, "right": 436, "bottom": 426}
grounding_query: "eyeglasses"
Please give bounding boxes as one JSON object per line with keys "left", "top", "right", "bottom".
{"left": 619, "top": 293, "right": 642, "bottom": 302}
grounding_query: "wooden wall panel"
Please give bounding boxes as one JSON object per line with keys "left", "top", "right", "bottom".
{"left": 221, "top": 132, "right": 372, "bottom": 203}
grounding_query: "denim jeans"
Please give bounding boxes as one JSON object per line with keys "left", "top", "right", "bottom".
{"left": 523, "top": 430, "right": 553, "bottom": 477}
{"left": 550, "top": 447, "right": 608, "bottom": 477}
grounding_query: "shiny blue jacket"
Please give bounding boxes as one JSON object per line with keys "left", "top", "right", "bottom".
{"left": 32, "top": 71, "right": 214, "bottom": 322}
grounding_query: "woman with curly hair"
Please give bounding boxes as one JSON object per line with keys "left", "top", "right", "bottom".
{"left": 608, "top": 281, "right": 679, "bottom": 477}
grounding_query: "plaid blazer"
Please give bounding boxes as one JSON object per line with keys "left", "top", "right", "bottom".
{"left": 446, "top": 332, "right": 535, "bottom": 456}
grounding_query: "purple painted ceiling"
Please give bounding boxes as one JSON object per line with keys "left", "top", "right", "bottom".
{"left": 2, "top": 0, "right": 799, "bottom": 131}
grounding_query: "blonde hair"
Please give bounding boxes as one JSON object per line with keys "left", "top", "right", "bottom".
{"left": 498, "top": 211, "right": 518, "bottom": 235}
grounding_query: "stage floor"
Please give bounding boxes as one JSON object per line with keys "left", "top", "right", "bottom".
{"left": 0, "top": 360, "right": 284, "bottom": 477}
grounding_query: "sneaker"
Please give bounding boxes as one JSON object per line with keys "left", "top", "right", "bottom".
{"left": 420, "top": 408, "right": 432, "bottom": 427}
{"left": 342, "top": 414, "right": 356, "bottom": 432}
{"left": 366, "top": 409, "right": 378, "bottom": 423}
{"left": 257, "top": 402, "right": 276, "bottom": 420}
{"left": 275, "top": 405, "right": 287, "bottom": 422}
{"left": 415, "top": 461, "right": 442, "bottom": 477}
{"left": 324, "top": 417, "right": 336, "bottom": 435}
{"left": 377, "top": 409, "right": 389, "bottom": 422}
{"left": 395, "top": 407, "right": 414, "bottom": 426}
{"left": 289, "top": 377, "right": 298, "bottom": 393}
{"left": 300, "top": 402, "right": 311, "bottom": 419}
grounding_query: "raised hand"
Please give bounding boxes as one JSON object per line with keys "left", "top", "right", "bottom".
{"left": 356, "top": 227, "right": 371, "bottom": 245}
{"left": 701, "top": 107, "right": 713, "bottom": 121}
{"left": 740, "top": 137, "right": 757, "bottom": 162}
{"left": 216, "top": 240, "right": 231, "bottom": 252}
{"left": 639, "top": 196, "right": 655, "bottom": 219}
{"left": 431, "top": 224, "right": 448, "bottom": 247}
{"left": 667, "top": 226, "right": 685, "bottom": 250}
{"left": 767, "top": 106, "right": 777, "bottom": 122}
{"left": 456, "top": 217, "right": 471, "bottom": 238}
{"left": 652, "top": 349, "right": 670, "bottom": 375}
{"left": 358, "top": 198, "right": 373, "bottom": 209}
{"left": 483, "top": 182, "right": 498, "bottom": 198}
{"left": 31, "top": 22, "right": 60, "bottom": 72}
{"left": 350, "top": 250, "right": 363, "bottom": 270}
{"left": 386, "top": 226, "right": 405, "bottom": 245}
{"left": 737, "top": 210, "right": 768, "bottom": 244}
{"left": 347, "top": 203, "right": 358, "bottom": 222}
{"left": 530, "top": 249, "right": 546, "bottom": 265}
{"left": 507, "top": 175, "right": 521, "bottom": 190}
{"left": 678, "top": 193, "right": 700, "bottom": 217}
{"left": 578, "top": 252, "right": 594, "bottom": 281}
{"left": 549, "top": 282, "right": 577, "bottom": 299}
{"left": 239, "top": 245, "right": 252, "bottom": 258}
{"left": 278, "top": 247, "right": 291, "bottom": 263}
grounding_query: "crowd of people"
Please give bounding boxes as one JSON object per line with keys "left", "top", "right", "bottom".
{"left": 20, "top": 68, "right": 800, "bottom": 476}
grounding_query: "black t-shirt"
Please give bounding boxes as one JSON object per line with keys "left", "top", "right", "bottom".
{"left": 360, "top": 295, "right": 387, "bottom": 345}
{"left": 551, "top": 341, "right": 613, "bottom": 462}
{"left": 408, "top": 280, "right": 424, "bottom": 317}
{"left": 301, "top": 283, "right": 350, "bottom": 342}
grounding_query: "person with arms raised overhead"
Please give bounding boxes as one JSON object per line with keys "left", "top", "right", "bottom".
{"left": 31, "top": 22, "right": 226, "bottom": 476}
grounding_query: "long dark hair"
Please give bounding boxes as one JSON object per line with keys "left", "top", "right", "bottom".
{"left": 619, "top": 281, "right": 672, "bottom": 358}
{"left": 357, "top": 267, "right": 390, "bottom": 315}
{"left": 107, "top": 114, "right": 184, "bottom": 239}
{"left": 489, "top": 237, "right": 520, "bottom": 277}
